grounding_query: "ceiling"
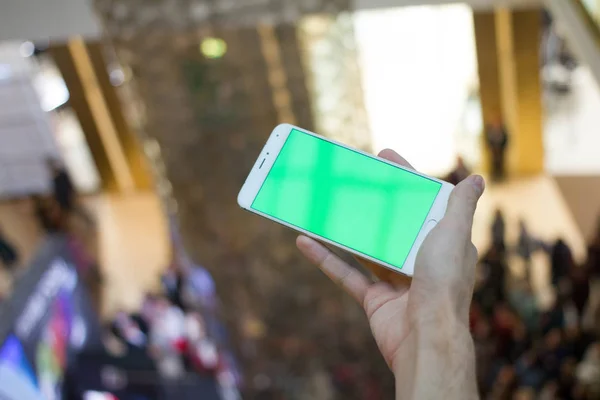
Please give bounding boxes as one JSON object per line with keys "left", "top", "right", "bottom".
{"left": 355, "top": 0, "right": 543, "bottom": 11}
{"left": 0, "top": 0, "right": 545, "bottom": 44}
{"left": 0, "top": 0, "right": 101, "bottom": 42}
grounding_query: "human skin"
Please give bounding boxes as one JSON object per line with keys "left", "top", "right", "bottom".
{"left": 296, "top": 148, "right": 483, "bottom": 399}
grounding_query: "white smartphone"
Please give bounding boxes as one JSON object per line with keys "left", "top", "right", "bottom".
{"left": 237, "top": 124, "right": 454, "bottom": 277}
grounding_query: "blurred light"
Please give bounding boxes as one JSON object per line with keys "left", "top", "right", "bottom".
{"left": 168, "top": 198, "right": 178, "bottom": 214}
{"left": 70, "top": 316, "right": 88, "bottom": 349}
{"left": 190, "top": 3, "right": 209, "bottom": 20}
{"left": 19, "top": 41, "right": 35, "bottom": 57}
{"left": 200, "top": 37, "right": 227, "bottom": 59}
{"left": 33, "top": 74, "right": 70, "bottom": 111}
{"left": 109, "top": 68, "right": 125, "bottom": 86}
{"left": 0, "top": 64, "right": 12, "bottom": 81}
{"left": 144, "top": 139, "right": 161, "bottom": 157}
{"left": 121, "top": 65, "right": 132, "bottom": 81}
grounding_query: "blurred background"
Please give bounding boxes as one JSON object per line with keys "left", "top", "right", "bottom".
{"left": 1, "top": 0, "right": 600, "bottom": 398}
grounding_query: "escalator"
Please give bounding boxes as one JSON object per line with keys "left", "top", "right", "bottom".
{"left": 575, "top": 0, "right": 600, "bottom": 39}
{"left": 544, "top": 0, "right": 600, "bottom": 240}
{"left": 545, "top": 0, "right": 600, "bottom": 87}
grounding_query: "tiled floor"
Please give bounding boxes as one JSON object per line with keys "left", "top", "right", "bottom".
{"left": 472, "top": 175, "right": 586, "bottom": 308}
{"left": 88, "top": 193, "right": 169, "bottom": 316}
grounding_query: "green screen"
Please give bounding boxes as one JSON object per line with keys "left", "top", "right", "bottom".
{"left": 252, "top": 129, "right": 442, "bottom": 269}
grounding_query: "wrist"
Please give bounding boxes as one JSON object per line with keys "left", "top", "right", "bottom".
{"left": 392, "top": 307, "right": 477, "bottom": 399}
{"left": 416, "top": 297, "right": 468, "bottom": 328}
{"left": 392, "top": 308, "right": 472, "bottom": 370}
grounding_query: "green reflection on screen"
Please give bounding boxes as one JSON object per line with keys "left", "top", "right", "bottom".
{"left": 251, "top": 129, "right": 442, "bottom": 269}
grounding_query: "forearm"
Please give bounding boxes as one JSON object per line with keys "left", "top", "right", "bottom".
{"left": 393, "top": 314, "right": 478, "bottom": 399}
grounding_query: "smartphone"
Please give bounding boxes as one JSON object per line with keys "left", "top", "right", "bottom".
{"left": 237, "top": 124, "right": 454, "bottom": 276}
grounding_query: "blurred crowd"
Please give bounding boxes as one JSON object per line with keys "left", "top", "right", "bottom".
{"left": 3, "top": 155, "right": 600, "bottom": 399}
{"left": 0, "top": 159, "right": 240, "bottom": 399}
{"left": 0, "top": 158, "right": 99, "bottom": 304}
{"left": 472, "top": 211, "right": 600, "bottom": 400}
{"left": 101, "top": 251, "right": 241, "bottom": 399}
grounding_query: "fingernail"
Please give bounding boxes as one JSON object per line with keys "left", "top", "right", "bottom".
{"left": 471, "top": 175, "right": 485, "bottom": 196}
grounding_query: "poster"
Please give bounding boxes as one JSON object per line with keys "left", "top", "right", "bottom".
{"left": 0, "top": 334, "right": 40, "bottom": 400}
{"left": 0, "top": 242, "right": 102, "bottom": 400}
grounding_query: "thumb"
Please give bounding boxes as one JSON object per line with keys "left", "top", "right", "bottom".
{"left": 443, "top": 175, "right": 485, "bottom": 238}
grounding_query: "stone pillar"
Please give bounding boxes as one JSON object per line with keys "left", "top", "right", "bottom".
{"left": 511, "top": 10, "right": 544, "bottom": 175}
{"left": 86, "top": 42, "right": 154, "bottom": 190}
{"left": 473, "top": 8, "right": 544, "bottom": 176}
{"left": 473, "top": 11, "right": 502, "bottom": 175}
{"left": 50, "top": 40, "right": 123, "bottom": 192}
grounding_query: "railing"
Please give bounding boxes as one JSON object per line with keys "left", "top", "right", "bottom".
{"left": 0, "top": 155, "right": 52, "bottom": 198}
{"left": 546, "top": 0, "right": 600, "bottom": 88}
{"left": 574, "top": 0, "right": 600, "bottom": 46}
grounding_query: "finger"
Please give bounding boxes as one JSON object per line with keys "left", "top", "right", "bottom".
{"left": 378, "top": 148, "right": 414, "bottom": 170}
{"left": 442, "top": 175, "right": 485, "bottom": 238}
{"left": 297, "top": 235, "right": 370, "bottom": 304}
{"left": 356, "top": 256, "right": 411, "bottom": 292}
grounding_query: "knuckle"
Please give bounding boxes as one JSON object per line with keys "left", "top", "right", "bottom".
{"left": 337, "top": 268, "right": 354, "bottom": 287}
{"left": 319, "top": 252, "right": 335, "bottom": 269}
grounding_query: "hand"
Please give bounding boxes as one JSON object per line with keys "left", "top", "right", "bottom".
{"left": 296, "top": 149, "right": 484, "bottom": 399}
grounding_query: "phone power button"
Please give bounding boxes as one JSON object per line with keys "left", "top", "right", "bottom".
{"left": 423, "top": 219, "right": 438, "bottom": 235}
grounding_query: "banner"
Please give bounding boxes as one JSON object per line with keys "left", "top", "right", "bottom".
{"left": 0, "top": 237, "right": 102, "bottom": 400}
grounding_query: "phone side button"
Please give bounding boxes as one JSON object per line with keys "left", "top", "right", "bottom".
{"left": 423, "top": 219, "right": 438, "bottom": 234}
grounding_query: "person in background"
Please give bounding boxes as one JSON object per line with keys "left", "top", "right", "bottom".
{"left": 491, "top": 302, "right": 519, "bottom": 360}
{"left": 488, "top": 365, "right": 517, "bottom": 399}
{"left": 486, "top": 120, "right": 509, "bottom": 182}
{"left": 539, "top": 328, "right": 568, "bottom": 382}
{"left": 557, "top": 356, "right": 578, "bottom": 399}
{"left": 446, "top": 156, "right": 471, "bottom": 186}
{"left": 509, "top": 280, "right": 539, "bottom": 334}
{"left": 551, "top": 239, "right": 574, "bottom": 287}
{"left": 491, "top": 209, "right": 506, "bottom": 253}
{"left": 517, "top": 219, "right": 536, "bottom": 278}
{"left": 0, "top": 225, "right": 18, "bottom": 271}
{"left": 513, "top": 386, "right": 536, "bottom": 400}
{"left": 541, "top": 297, "right": 567, "bottom": 336}
{"left": 576, "top": 342, "right": 600, "bottom": 398}
{"left": 149, "top": 296, "right": 187, "bottom": 379}
{"left": 472, "top": 315, "right": 496, "bottom": 393}
{"left": 571, "top": 266, "right": 591, "bottom": 323}
{"left": 162, "top": 261, "right": 186, "bottom": 311}
{"left": 47, "top": 158, "right": 76, "bottom": 213}
{"left": 480, "top": 244, "right": 508, "bottom": 308}
{"left": 32, "top": 195, "right": 65, "bottom": 233}
{"left": 514, "top": 350, "right": 545, "bottom": 391}
{"left": 588, "top": 217, "right": 600, "bottom": 278}
{"left": 111, "top": 311, "right": 149, "bottom": 349}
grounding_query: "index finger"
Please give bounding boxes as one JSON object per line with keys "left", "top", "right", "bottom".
{"left": 296, "top": 235, "right": 370, "bottom": 304}
{"left": 378, "top": 148, "right": 414, "bottom": 170}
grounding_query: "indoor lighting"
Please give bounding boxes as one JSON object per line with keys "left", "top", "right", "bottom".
{"left": 19, "top": 41, "right": 35, "bottom": 57}
{"left": 200, "top": 37, "right": 227, "bottom": 59}
{"left": 109, "top": 68, "right": 125, "bottom": 86}
{"left": 0, "top": 64, "right": 12, "bottom": 81}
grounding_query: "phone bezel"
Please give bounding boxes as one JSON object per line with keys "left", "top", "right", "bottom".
{"left": 237, "top": 123, "right": 454, "bottom": 277}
